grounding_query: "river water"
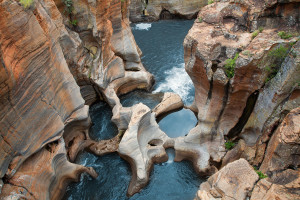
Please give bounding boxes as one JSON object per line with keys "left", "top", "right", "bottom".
{"left": 64, "top": 20, "right": 204, "bottom": 200}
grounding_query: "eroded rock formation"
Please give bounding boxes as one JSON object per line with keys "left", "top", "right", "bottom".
{"left": 118, "top": 103, "right": 171, "bottom": 196}
{"left": 129, "top": 0, "right": 207, "bottom": 22}
{"left": 1, "top": 139, "right": 98, "bottom": 199}
{"left": 0, "top": 0, "right": 153, "bottom": 198}
{"left": 186, "top": 0, "right": 299, "bottom": 199}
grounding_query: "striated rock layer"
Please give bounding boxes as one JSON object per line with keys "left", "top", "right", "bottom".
{"left": 0, "top": 0, "right": 153, "bottom": 199}
{"left": 129, "top": 0, "right": 207, "bottom": 22}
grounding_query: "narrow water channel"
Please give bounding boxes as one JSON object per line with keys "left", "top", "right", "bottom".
{"left": 64, "top": 20, "right": 203, "bottom": 200}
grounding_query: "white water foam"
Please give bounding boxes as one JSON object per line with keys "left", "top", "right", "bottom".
{"left": 134, "top": 23, "right": 152, "bottom": 31}
{"left": 153, "top": 63, "right": 193, "bottom": 102}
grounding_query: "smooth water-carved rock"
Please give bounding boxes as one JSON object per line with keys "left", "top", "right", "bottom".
{"left": 195, "top": 159, "right": 259, "bottom": 200}
{"left": 174, "top": 125, "right": 225, "bottom": 175}
{"left": 118, "top": 103, "right": 170, "bottom": 196}
{"left": 0, "top": 139, "right": 97, "bottom": 200}
{"left": 0, "top": 0, "right": 87, "bottom": 180}
{"left": 152, "top": 92, "right": 184, "bottom": 118}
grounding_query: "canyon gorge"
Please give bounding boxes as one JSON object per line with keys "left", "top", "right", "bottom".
{"left": 0, "top": 0, "right": 299, "bottom": 199}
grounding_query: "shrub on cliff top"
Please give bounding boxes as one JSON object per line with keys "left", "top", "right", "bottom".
{"left": 20, "top": 0, "right": 34, "bottom": 8}
{"left": 224, "top": 53, "right": 239, "bottom": 78}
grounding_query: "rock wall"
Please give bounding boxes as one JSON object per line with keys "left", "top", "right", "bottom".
{"left": 0, "top": 0, "right": 152, "bottom": 198}
{"left": 129, "top": 0, "right": 207, "bottom": 22}
{"left": 185, "top": 0, "right": 300, "bottom": 199}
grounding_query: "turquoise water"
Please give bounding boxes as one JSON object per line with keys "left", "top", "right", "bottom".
{"left": 64, "top": 20, "right": 203, "bottom": 200}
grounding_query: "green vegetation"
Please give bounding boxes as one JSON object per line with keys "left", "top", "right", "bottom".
{"left": 252, "top": 27, "right": 264, "bottom": 39}
{"left": 225, "top": 141, "right": 235, "bottom": 150}
{"left": 268, "top": 45, "right": 289, "bottom": 59}
{"left": 278, "top": 31, "right": 293, "bottom": 39}
{"left": 69, "top": 19, "right": 78, "bottom": 26}
{"left": 252, "top": 30, "right": 259, "bottom": 39}
{"left": 253, "top": 166, "right": 268, "bottom": 179}
{"left": 265, "top": 45, "right": 289, "bottom": 83}
{"left": 63, "top": 0, "right": 74, "bottom": 14}
{"left": 121, "top": 0, "right": 125, "bottom": 2}
{"left": 198, "top": 17, "right": 203, "bottom": 23}
{"left": 208, "top": 0, "right": 214, "bottom": 4}
{"left": 20, "top": 0, "right": 34, "bottom": 8}
{"left": 224, "top": 53, "right": 239, "bottom": 78}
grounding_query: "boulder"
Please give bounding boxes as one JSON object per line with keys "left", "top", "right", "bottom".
{"left": 195, "top": 159, "right": 259, "bottom": 200}
{"left": 251, "top": 170, "right": 300, "bottom": 200}
{"left": 152, "top": 92, "right": 184, "bottom": 119}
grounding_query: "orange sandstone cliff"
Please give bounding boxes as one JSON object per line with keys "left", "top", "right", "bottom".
{"left": 0, "top": 0, "right": 152, "bottom": 198}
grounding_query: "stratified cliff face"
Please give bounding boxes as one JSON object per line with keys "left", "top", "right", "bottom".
{"left": 129, "top": 0, "right": 207, "bottom": 22}
{"left": 185, "top": 0, "right": 299, "bottom": 199}
{"left": 0, "top": 0, "right": 152, "bottom": 198}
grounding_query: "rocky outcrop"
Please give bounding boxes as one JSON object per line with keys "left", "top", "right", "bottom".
{"left": 184, "top": 1, "right": 299, "bottom": 140}
{"left": 250, "top": 170, "right": 300, "bottom": 200}
{"left": 0, "top": 0, "right": 152, "bottom": 198}
{"left": 152, "top": 92, "right": 184, "bottom": 119}
{"left": 259, "top": 107, "right": 300, "bottom": 174}
{"left": 173, "top": 125, "right": 225, "bottom": 175}
{"left": 129, "top": 0, "right": 207, "bottom": 22}
{"left": 0, "top": 0, "right": 89, "bottom": 185}
{"left": 195, "top": 159, "right": 259, "bottom": 200}
{"left": 1, "top": 139, "right": 97, "bottom": 199}
{"left": 186, "top": 0, "right": 299, "bottom": 199}
{"left": 128, "top": 0, "right": 146, "bottom": 22}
